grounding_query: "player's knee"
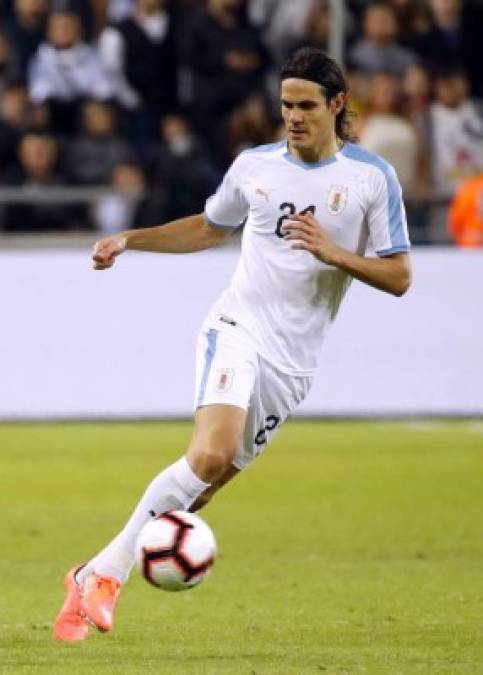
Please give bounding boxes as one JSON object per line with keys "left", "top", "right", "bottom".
{"left": 194, "top": 446, "right": 236, "bottom": 482}
{"left": 188, "top": 433, "right": 238, "bottom": 482}
{"left": 187, "top": 413, "right": 243, "bottom": 481}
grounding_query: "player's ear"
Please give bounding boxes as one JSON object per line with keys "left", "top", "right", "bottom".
{"left": 331, "top": 92, "right": 346, "bottom": 115}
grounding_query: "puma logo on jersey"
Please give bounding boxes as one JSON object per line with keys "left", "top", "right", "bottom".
{"left": 255, "top": 187, "right": 272, "bottom": 202}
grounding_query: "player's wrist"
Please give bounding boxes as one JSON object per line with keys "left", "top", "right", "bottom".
{"left": 319, "top": 244, "right": 344, "bottom": 267}
{"left": 120, "top": 232, "right": 132, "bottom": 251}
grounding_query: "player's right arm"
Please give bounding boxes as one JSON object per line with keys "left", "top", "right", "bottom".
{"left": 92, "top": 213, "right": 231, "bottom": 270}
{"left": 93, "top": 154, "right": 249, "bottom": 270}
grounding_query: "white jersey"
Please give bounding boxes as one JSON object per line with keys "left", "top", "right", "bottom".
{"left": 204, "top": 141, "right": 410, "bottom": 376}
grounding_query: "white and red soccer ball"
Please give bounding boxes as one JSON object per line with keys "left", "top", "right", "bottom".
{"left": 135, "top": 511, "right": 216, "bottom": 591}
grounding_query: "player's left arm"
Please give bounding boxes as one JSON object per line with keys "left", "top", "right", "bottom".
{"left": 284, "top": 212, "right": 411, "bottom": 296}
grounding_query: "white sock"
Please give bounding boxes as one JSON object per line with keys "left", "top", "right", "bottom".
{"left": 76, "top": 457, "right": 210, "bottom": 584}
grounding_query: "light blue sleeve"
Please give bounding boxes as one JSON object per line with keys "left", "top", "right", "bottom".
{"left": 341, "top": 143, "right": 410, "bottom": 256}
{"left": 368, "top": 164, "right": 411, "bottom": 257}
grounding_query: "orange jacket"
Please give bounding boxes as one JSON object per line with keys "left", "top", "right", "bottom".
{"left": 448, "top": 175, "right": 483, "bottom": 247}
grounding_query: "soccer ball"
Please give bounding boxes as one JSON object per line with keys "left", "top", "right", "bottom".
{"left": 135, "top": 511, "right": 217, "bottom": 591}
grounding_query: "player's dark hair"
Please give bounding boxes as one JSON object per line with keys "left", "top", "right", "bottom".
{"left": 362, "top": 0, "right": 395, "bottom": 16}
{"left": 280, "top": 47, "right": 355, "bottom": 142}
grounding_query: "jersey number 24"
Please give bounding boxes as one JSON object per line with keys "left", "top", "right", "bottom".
{"left": 276, "top": 203, "right": 316, "bottom": 238}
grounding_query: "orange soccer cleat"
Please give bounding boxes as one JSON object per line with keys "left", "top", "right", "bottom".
{"left": 54, "top": 565, "right": 89, "bottom": 642}
{"left": 81, "top": 573, "right": 122, "bottom": 633}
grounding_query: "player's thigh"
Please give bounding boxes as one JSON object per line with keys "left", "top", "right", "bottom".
{"left": 187, "top": 404, "right": 247, "bottom": 474}
{"left": 188, "top": 328, "right": 258, "bottom": 479}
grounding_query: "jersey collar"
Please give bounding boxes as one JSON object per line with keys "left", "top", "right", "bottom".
{"left": 282, "top": 142, "right": 339, "bottom": 170}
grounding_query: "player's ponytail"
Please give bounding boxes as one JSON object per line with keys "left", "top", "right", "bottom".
{"left": 280, "top": 47, "right": 357, "bottom": 143}
{"left": 335, "top": 101, "right": 356, "bottom": 143}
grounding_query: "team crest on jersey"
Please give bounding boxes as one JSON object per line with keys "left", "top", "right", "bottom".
{"left": 215, "top": 368, "right": 234, "bottom": 393}
{"left": 327, "top": 185, "right": 348, "bottom": 215}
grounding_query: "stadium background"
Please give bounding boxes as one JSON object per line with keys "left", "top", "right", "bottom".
{"left": 1, "top": 2, "right": 482, "bottom": 674}
{"left": 1, "top": 0, "right": 483, "bottom": 419}
{"left": 1, "top": 0, "right": 483, "bottom": 243}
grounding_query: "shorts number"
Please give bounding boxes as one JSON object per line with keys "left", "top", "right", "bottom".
{"left": 275, "top": 203, "right": 316, "bottom": 238}
{"left": 254, "top": 415, "right": 281, "bottom": 446}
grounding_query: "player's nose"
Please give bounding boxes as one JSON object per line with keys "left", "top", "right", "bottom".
{"left": 289, "top": 110, "right": 304, "bottom": 125}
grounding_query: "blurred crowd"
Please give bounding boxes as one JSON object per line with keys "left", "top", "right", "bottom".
{"left": 0, "top": 0, "right": 482, "bottom": 245}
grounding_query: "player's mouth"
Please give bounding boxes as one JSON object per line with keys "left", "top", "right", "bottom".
{"left": 288, "top": 129, "right": 307, "bottom": 138}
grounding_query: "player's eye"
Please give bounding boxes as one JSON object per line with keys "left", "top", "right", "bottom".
{"left": 299, "top": 102, "right": 317, "bottom": 110}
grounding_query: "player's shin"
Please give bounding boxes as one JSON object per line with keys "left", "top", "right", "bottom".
{"left": 77, "top": 457, "right": 210, "bottom": 584}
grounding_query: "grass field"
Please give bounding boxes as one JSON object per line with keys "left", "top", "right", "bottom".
{"left": 1, "top": 421, "right": 482, "bottom": 675}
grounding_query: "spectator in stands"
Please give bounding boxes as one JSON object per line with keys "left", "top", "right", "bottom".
{"left": 227, "top": 92, "right": 275, "bottom": 162}
{"left": 282, "top": 0, "right": 330, "bottom": 65}
{"left": 98, "top": 0, "right": 178, "bottom": 144}
{"left": 426, "top": 70, "right": 483, "bottom": 199}
{"left": 3, "top": 133, "right": 86, "bottom": 231}
{"left": 27, "top": 100, "right": 52, "bottom": 133}
{"left": 5, "top": 0, "right": 49, "bottom": 74}
{"left": 414, "top": 0, "right": 483, "bottom": 97}
{"left": 248, "top": 0, "right": 313, "bottom": 67}
{"left": 348, "top": 1, "right": 418, "bottom": 76}
{"left": 0, "top": 84, "right": 29, "bottom": 128}
{"left": 54, "top": 0, "right": 96, "bottom": 40}
{"left": 0, "top": 33, "right": 20, "bottom": 94}
{"left": 181, "top": 0, "right": 269, "bottom": 161}
{"left": 104, "top": 0, "right": 135, "bottom": 23}
{"left": 92, "top": 160, "right": 166, "bottom": 233}
{"left": 0, "top": 84, "right": 29, "bottom": 176}
{"left": 28, "top": 10, "right": 116, "bottom": 134}
{"left": 63, "top": 100, "right": 133, "bottom": 185}
{"left": 147, "top": 113, "right": 220, "bottom": 220}
{"left": 402, "top": 64, "right": 431, "bottom": 121}
{"left": 358, "top": 72, "right": 420, "bottom": 196}
{"left": 387, "top": 0, "right": 431, "bottom": 47}
{"left": 447, "top": 174, "right": 483, "bottom": 248}
{"left": 5, "top": 132, "right": 61, "bottom": 185}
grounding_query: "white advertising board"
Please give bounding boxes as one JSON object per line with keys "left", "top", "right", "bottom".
{"left": 0, "top": 247, "right": 481, "bottom": 419}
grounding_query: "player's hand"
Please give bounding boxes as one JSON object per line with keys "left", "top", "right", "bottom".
{"left": 284, "top": 212, "right": 340, "bottom": 265}
{"left": 91, "top": 234, "right": 127, "bottom": 270}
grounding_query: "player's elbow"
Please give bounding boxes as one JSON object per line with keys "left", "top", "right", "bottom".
{"left": 392, "top": 283, "right": 409, "bottom": 297}
{"left": 391, "top": 270, "right": 412, "bottom": 296}
{"left": 389, "top": 254, "right": 412, "bottom": 296}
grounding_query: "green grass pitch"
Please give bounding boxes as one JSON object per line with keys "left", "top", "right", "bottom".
{"left": 1, "top": 420, "right": 482, "bottom": 675}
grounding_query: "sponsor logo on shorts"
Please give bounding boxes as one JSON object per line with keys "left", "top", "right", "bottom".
{"left": 215, "top": 367, "right": 235, "bottom": 392}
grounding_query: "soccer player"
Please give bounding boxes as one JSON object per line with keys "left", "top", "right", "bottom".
{"left": 54, "top": 47, "right": 411, "bottom": 641}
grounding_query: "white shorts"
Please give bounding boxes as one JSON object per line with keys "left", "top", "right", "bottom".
{"left": 194, "top": 325, "right": 312, "bottom": 470}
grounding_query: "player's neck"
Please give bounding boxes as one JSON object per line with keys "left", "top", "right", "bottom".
{"left": 288, "top": 134, "right": 341, "bottom": 164}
